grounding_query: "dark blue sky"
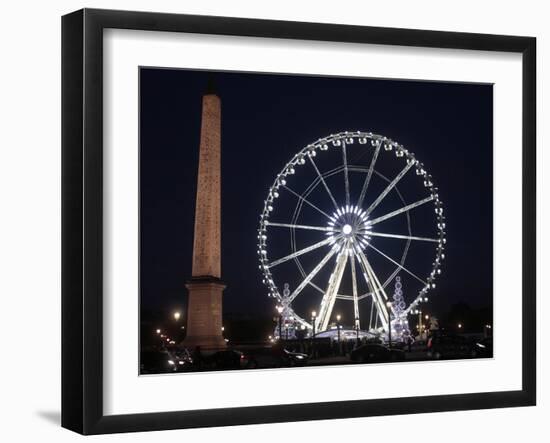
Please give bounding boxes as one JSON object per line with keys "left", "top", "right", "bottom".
{"left": 140, "top": 68, "right": 492, "bottom": 322}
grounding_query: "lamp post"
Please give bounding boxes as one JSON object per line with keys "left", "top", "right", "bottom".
{"left": 336, "top": 314, "right": 341, "bottom": 355}
{"left": 413, "top": 308, "right": 422, "bottom": 339}
{"left": 311, "top": 311, "right": 317, "bottom": 358}
{"left": 172, "top": 311, "right": 182, "bottom": 341}
{"left": 276, "top": 306, "right": 284, "bottom": 341}
{"left": 155, "top": 329, "right": 162, "bottom": 347}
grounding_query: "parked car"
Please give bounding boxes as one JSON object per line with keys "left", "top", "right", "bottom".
{"left": 140, "top": 350, "right": 184, "bottom": 374}
{"left": 427, "top": 334, "right": 475, "bottom": 359}
{"left": 472, "top": 337, "right": 493, "bottom": 358}
{"left": 409, "top": 339, "right": 428, "bottom": 352}
{"left": 350, "top": 344, "right": 405, "bottom": 363}
{"left": 283, "top": 349, "right": 309, "bottom": 366}
{"left": 389, "top": 341, "right": 406, "bottom": 350}
{"left": 173, "top": 348, "right": 194, "bottom": 370}
{"left": 203, "top": 349, "right": 244, "bottom": 370}
{"left": 244, "top": 347, "right": 309, "bottom": 368}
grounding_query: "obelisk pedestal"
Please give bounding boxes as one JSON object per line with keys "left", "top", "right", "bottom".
{"left": 182, "top": 89, "right": 226, "bottom": 351}
{"left": 183, "top": 278, "right": 226, "bottom": 349}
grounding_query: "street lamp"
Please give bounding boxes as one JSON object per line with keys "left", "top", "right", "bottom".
{"left": 311, "top": 311, "right": 317, "bottom": 358}
{"left": 276, "top": 306, "right": 284, "bottom": 341}
{"left": 336, "top": 314, "right": 342, "bottom": 354}
{"left": 156, "top": 328, "right": 161, "bottom": 335}
{"left": 458, "top": 323, "right": 463, "bottom": 330}
{"left": 172, "top": 311, "right": 182, "bottom": 341}
{"left": 413, "top": 308, "right": 423, "bottom": 339}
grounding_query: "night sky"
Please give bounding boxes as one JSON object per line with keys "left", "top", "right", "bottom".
{"left": 140, "top": 68, "right": 493, "bottom": 325}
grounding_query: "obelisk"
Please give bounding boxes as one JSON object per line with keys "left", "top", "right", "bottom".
{"left": 182, "top": 81, "right": 226, "bottom": 350}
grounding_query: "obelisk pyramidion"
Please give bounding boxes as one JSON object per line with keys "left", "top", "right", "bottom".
{"left": 182, "top": 82, "right": 226, "bottom": 350}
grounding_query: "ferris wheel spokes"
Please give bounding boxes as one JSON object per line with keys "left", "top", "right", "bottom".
{"left": 282, "top": 185, "right": 332, "bottom": 219}
{"left": 267, "top": 234, "right": 342, "bottom": 268}
{"left": 366, "top": 231, "right": 440, "bottom": 243}
{"left": 264, "top": 221, "right": 331, "bottom": 232}
{"left": 366, "top": 242, "right": 427, "bottom": 286}
{"left": 307, "top": 154, "right": 339, "bottom": 210}
{"left": 357, "top": 142, "right": 381, "bottom": 210}
{"left": 364, "top": 161, "right": 414, "bottom": 218}
{"left": 367, "top": 195, "right": 435, "bottom": 226}
{"left": 342, "top": 142, "right": 351, "bottom": 206}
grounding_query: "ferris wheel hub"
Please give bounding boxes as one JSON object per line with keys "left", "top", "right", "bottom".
{"left": 327, "top": 206, "right": 371, "bottom": 250}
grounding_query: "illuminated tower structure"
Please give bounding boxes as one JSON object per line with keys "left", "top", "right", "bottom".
{"left": 182, "top": 81, "right": 226, "bottom": 350}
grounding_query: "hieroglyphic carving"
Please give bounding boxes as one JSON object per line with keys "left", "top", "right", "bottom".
{"left": 192, "top": 94, "right": 221, "bottom": 278}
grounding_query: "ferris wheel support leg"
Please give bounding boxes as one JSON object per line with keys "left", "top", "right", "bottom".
{"left": 365, "top": 257, "right": 394, "bottom": 327}
{"left": 316, "top": 248, "right": 349, "bottom": 333}
{"left": 369, "top": 297, "right": 375, "bottom": 331}
{"left": 350, "top": 254, "right": 361, "bottom": 331}
{"left": 355, "top": 247, "right": 390, "bottom": 332}
{"left": 359, "top": 266, "right": 388, "bottom": 331}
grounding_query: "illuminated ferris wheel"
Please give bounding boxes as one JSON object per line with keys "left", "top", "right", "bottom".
{"left": 257, "top": 131, "right": 446, "bottom": 338}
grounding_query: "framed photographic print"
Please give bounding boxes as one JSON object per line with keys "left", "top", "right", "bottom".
{"left": 62, "top": 8, "right": 536, "bottom": 435}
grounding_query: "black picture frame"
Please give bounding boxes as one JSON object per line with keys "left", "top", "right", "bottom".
{"left": 62, "top": 8, "right": 536, "bottom": 435}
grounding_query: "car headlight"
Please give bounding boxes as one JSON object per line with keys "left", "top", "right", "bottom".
{"left": 476, "top": 343, "right": 486, "bottom": 349}
{"left": 168, "top": 360, "right": 175, "bottom": 365}
{"left": 295, "top": 355, "right": 304, "bottom": 359}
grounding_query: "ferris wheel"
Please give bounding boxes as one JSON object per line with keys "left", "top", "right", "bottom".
{"left": 257, "top": 131, "right": 446, "bottom": 337}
